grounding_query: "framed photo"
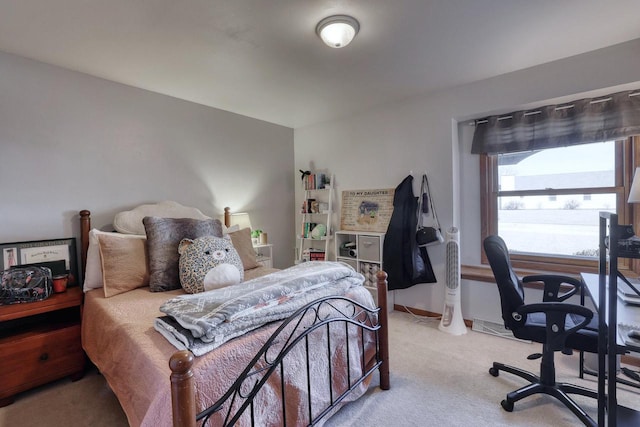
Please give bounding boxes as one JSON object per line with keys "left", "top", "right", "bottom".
{"left": 340, "top": 188, "right": 395, "bottom": 233}
{"left": 0, "top": 238, "right": 78, "bottom": 287}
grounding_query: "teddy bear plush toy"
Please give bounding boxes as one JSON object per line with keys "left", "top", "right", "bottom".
{"left": 178, "top": 235, "right": 244, "bottom": 293}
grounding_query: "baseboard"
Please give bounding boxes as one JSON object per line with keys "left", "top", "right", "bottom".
{"left": 396, "top": 306, "right": 638, "bottom": 364}
{"left": 394, "top": 305, "right": 473, "bottom": 327}
{"left": 472, "top": 318, "right": 530, "bottom": 342}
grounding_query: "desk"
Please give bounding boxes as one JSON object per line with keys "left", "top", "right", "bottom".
{"left": 581, "top": 273, "right": 640, "bottom": 353}
{"left": 581, "top": 272, "right": 640, "bottom": 426}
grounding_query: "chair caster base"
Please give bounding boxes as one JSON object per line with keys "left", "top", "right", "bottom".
{"left": 501, "top": 399, "right": 514, "bottom": 412}
{"left": 489, "top": 367, "right": 499, "bottom": 377}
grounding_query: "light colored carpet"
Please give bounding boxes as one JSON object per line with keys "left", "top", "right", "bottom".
{"left": 327, "top": 311, "right": 639, "bottom": 426}
{"left": 1, "top": 311, "right": 638, "bottom": 426}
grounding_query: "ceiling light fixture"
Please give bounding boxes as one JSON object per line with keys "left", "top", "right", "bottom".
{"left": 316, "top": 15, "right": 360, "bottom": 48}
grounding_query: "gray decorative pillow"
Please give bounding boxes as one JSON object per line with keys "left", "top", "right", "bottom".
{"left": 143, "top": 216, "right": 223, "bottom": 292}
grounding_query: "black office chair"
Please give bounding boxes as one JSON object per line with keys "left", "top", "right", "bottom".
{"left": 483, "top": 235, "right": 599, "bottom": 427}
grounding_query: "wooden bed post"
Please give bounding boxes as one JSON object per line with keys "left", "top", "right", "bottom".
{"left": 224, "top": 206, "right": 231, "bottom": 228}
{"left": 376, "top": 270, "right": 390, "bottom": 390}
{"left": 170, "top": 350, "right": 196, "bottom": 427}
{"left": 79, "top": 210, "right": 91, "bottom": 279}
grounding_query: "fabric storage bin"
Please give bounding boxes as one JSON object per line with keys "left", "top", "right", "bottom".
{"left": 358, "top": 235, "right": 380, "bottom": 262}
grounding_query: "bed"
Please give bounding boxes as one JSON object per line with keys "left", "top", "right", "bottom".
{"left": 78, "top": 203, "right": 389, "bottom": 427}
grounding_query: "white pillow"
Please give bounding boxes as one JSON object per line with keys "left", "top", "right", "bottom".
{"left": 225, "top": 224, "right": 239, "bottom": 233}
{"left": 83, "top": 229, "right": 147, "bottom": 292}
{"left": 113, "top": 201, "right": 210, "bottom": 235}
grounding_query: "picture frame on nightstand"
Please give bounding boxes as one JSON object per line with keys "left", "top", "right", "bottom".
{"left": 0, "top": 238, "right": 78, "bottom": 287}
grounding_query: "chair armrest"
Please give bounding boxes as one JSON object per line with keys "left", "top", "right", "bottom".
{"left": 522, "top": 274, "right": 582, "bottom": 302}
{"left": 517, "top": 302, "right": 594, "bottom": 351}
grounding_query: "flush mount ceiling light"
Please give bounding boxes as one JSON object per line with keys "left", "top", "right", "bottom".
{"left": 316, "top": 15, "right": 360, "bottom": 48}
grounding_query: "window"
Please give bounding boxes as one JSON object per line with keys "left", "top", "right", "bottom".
{"left": 480, "top": 137, "right": 638, "bottom": 274}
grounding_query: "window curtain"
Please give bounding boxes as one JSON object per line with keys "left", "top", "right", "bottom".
{"left": 471, "top": 89, "right": 640, "bottom": 154}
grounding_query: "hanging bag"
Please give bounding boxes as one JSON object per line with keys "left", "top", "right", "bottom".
{"left": 416, "top": 174, "right": 444, "bottom": 246}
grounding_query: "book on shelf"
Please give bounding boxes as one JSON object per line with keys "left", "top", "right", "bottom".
{"left": 303, "top": 173, "right": 329, "bottom": 190}
{"left": 301, "top": 248, "right": 326, "bottom": 262}
{"left": 301, "top": 222, "right": 317, "bottom": 238}
{"left": 306, "top": 198, "right": 316, "bottom": 213}
{"left": 309, "top": 249, "right": 326, "bottom": 261}
{"left": 301, "top": 199, "right": 322, "bottom": 214}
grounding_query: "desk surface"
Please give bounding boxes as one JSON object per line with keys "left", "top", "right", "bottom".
{"left": 581, "top": 273, "right": 640, "bottom": 352}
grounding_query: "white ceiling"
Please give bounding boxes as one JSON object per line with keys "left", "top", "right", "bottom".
{"left": 0, "top": 0, "right": 639, "bottom": 128}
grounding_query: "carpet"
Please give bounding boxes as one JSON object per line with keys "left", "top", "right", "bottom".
{"left": 1, "top": 311, "right": 638, "bottom": 426}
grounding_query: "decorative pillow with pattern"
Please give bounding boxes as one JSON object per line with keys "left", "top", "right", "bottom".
{"left": 143, "top": 216, "right": 223, "bottom": 292}
{"left": 178, "top": 235, "right": 244, "bottom": 293}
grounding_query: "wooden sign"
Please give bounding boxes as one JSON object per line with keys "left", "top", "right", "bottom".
{"left": 340, "top": 189, "right": 395, "bottom": 233}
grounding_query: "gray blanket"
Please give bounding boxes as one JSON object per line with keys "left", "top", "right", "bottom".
{"left": 154, "top": 261, "right": 366, "bottom": 356}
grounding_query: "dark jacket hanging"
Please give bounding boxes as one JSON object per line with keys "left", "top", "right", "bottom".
{"left": 383, "top": 175, "right": 437, "bottom": 290}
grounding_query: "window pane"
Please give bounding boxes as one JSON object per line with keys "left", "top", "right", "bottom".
{"left": 498, "top": 194, "right": 616, "bottom": 257}
{"left": 498, "top": 142, "right": 615, "bottom": 191}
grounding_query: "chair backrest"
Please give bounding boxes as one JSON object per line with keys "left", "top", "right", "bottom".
{"left": 483, "top": 235, "right": 526, "bottom": 330}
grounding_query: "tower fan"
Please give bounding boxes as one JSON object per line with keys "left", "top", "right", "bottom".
{"left": 438, "top": 227, "right": 467, "bottom": 335}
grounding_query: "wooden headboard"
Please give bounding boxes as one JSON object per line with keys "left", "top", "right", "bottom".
{"left": 79, "top": 207, "right": 233, "bottom": 278}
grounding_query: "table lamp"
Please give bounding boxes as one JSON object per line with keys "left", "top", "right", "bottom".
{"left": 229, "top": 212, "right": 252, "bottom": 231}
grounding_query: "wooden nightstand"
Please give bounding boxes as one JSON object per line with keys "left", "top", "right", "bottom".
{"left": 254, "top": 243, "right": 273, "bottom": 268}
{"left": 0, "top": 286, "right": 85, "bottom": 407}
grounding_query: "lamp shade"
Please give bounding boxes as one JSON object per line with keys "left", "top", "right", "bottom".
{"left": 629, "top": 167, "right": 640, "bottom": 203}
{"left": 316, "top": 15, "right": 359, "bottom": 48}
{"left": 229, "top": 212, "right": 252, "bottom": 230}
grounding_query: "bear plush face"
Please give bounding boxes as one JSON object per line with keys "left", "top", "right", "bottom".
{"left": 178, "top": 235, "right": 244, "bottom": 294}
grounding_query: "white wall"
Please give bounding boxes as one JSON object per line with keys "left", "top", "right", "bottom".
{"left": 0, "top": 51, "right": 295, "bottom": 270}
{"left": 295, "top": 38, "right": 640, "bottom": 322}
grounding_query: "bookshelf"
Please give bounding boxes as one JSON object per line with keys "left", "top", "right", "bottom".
{"left": 296, "top": 173, "right": 334, "bottom": 264}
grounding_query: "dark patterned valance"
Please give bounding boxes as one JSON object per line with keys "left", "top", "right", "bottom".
{"left": 471, "top": 89, "right": 640, "bottom": 154}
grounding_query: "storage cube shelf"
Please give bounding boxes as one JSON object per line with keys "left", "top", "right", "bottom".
{"left": 335, "top": 230, "right": 387, "bottom": 308}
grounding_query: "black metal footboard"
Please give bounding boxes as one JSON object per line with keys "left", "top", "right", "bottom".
{"left": 199, "top": 295, "right": 381, "bottom": 426}
{"left": 169, "top": 272, "right": 390, "bottom": 427}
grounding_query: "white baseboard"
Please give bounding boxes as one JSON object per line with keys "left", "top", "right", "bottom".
{"left": 472, "top": 318, "right": 530, "bottom": 343}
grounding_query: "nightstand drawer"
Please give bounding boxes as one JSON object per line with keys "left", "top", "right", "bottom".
{"left": 0, "top": 324, "right": 84, "bottom": 398}
{"left": 358, "top": 235, "right": 381, "bottom": 261}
